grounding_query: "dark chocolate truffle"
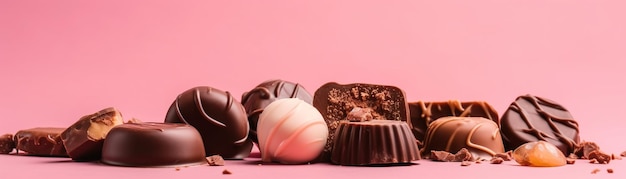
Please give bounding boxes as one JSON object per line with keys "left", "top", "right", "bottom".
{"left": 500, "top": 94, "right": 579, "bottom": 155}
{"left": 14, "top": 128, "right": 68, "bottom": 157}
{"left": 102, "top": 123, "right": 206, "bottom": 167}
{"left": 241, "top": 79, "right": 312, "bottom": 144}
{"left": 408, "top": 100, "right": 499, "bottom": 145}
{"left": 331, "top": 120, "right": 420, "bottom": 165}
{"left": 421, "top": 117, "right": 504, "bottom": 159}
{"left": 165, "top": 86, "right": 253, "bottom": 159}
{"left": 313, "top": 82, "right": 409, "bottom": 161}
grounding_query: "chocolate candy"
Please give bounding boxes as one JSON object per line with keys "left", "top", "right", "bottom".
{"left": 421, "top": 117, "right": 505, "bottom": 159}
{"left": 331, "top": 120, "right": 420, "bottom": 165}
{"left": 0, "top": 134, "right": 15, "bottom": 154}
{"left": 165, "top": 86, "right": 253, "bottom": 159}
{"left": 61, "top": 107, "right": 124, "bottom": 161}
{"left": 241, "top": 79, "right": 313, "bottom": 144}
{"left": 408, "top": 100, "right": 499, "bottom": 144}
{"left": 313, "top": 82, "right": 409, "bottom": 161}
{"left": 512, "top": 141, "right": 566, "bottom": 167}
{"left": 257, "top": 98, "right": 328, "bottom": 164}
{"left": 101, "top": 123, "right": 206, "bottom": 167}
{"left": 14, "top": 128, "right": 67, "bottom": 157}
{"left": 500, "top": 94, "right": 579, "bottom": 155}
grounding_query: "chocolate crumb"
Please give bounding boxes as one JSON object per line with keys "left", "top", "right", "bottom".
{"left": 490, "top": 157, "right": 504, "bottom": 164}
{"left": 495, "top": 152, "right": 512, "bottom": 161}
{"left": 430, "top": 151, "right": 455, "bottom": 162}
{"left": 206, "top": 155, "right": 225, "bottom": 166}
{"left": 175, "top": 167, "right": 181, "bottom": 171}
{"left": 591, "top": 169, "right": 601, "bottom": 174}
{"left": 222, "top": 169, "right": 232, "bottom": 175}
{"left": 607, "top": 168, "right": 614, "bottom": 173}
{"left": 0, "top": 134, "right": 15, "bottom": 154}
{"left": 460, "top": 161, "right": 471, "bottom": 166}
{"left": 566, "top": 158, "right": 575, "bottom": 164}
{"left": 454, "top": 148, "right": 474, "bottom": 162}
{"left": 574, "top": 141, "right": 600, "bottom": 159}
{"left": 588, "top": 150, "right": 611, "bottom": 164}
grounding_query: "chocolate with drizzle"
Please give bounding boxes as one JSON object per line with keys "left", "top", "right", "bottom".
{"left": 241, "top": 79, "right": 312, "bottom": 144}
{"left": 165, "top": 86, "right": 253, "bottom": 159}
{"left": 500, "top": 94, "right": 579, "bottom": 155}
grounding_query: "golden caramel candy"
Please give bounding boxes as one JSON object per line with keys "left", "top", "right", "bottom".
{"left": 513, "top": 141, "right": 566, "bottom": 167}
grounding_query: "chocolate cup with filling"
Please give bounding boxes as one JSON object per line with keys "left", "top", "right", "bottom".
{"left": 241, "top": 79, "right": 313, "bottom": 144}
{"left": 313, "top": 82, "right": 409, "bottom": 161}
{"left": 500, "top": 94, "right": 579, "bottom": 155}
{"left": 421, "top": 117, "right": 505, "bottom": 159}
{"left": 407, "top": 100, "right": 499, "bottom": 145}
{"left": 331, "top": 120, "right": 420, "bottom": 165}
{"left": 165, "top": 86, "right": 253, "bottom": 159}
{"left": 14, "top": 128, "right": 68, "bottom": 157}
{"left": 61, "top": 107, "right": 124, "bottom": 161}
{"left": 101, "top": 123, "right": 206, "bottom": 167}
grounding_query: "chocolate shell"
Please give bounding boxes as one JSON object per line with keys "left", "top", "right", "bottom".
{"left": 313, "top": 82, "right": 409, "bottom": 161}
{"left": 408, "top": 100, "right": 498, "bottom": 144}
{"left": 101, "top": 123, "right": 206, "bottom": 167}
{"left": 241, "top": 79, "right": 313, "bottom": 144}
{"left": 421, "top": 117, "right": 505, "bottom": 159}
{"left": 165, "top": 86, "right": 253, "bottom": 159}
{"left": 331, "top": 120, "right": 420, "bottom": 165}
{"left": 500, "top": 94, "right": 579, "bottom": 155}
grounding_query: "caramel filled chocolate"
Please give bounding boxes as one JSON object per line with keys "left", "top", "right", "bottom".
{"left": 313, "top": 82, "right": 409, "bottom": 161}
{"left": 102, "top": 123, "right": 206, "bottom": 167}
{"left": 14, "top": 128, "right": 67, "bottom": 157}
{"left": 61, "top": 107, "right": 124, "bottom": 161}
{"left": 241, "top": 79, "right": 312, "bottom": 144}
{"left": 500, "top": 95, "right": 579, "bottom": 155}
{"left": 0, "top": 134, "right": 15, "bottom": 154}
{"left": 422, "top": 117, "right": 504, "bottom": 159}
{"left": 165, "top": 86, "right": 252, "bottom": 159}
{"left": 408, "top": 100, "right": 498, "bottom": 144}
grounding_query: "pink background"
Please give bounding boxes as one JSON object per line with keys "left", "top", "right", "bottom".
{"left": 1, "top": 0, "right": 626, "bottom": 178}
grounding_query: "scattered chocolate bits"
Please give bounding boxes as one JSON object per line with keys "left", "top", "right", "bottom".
{"left": 222, "top": 169, "right": 232, "bottom": 175}
{"left": 0, "top": 134, "right": 15, "bottom": 154}
{"left": 591, "top": 169, "right": 601, "bottom": 174}
{"left": 607, "top": 168, "right": 614, "bottom": 174}
{"left": 430, "top": 148, "right": 474, "bottom": 162}
{"left": 454, "top": 148, "right": 473, "bottom": 162}
{"left": 206, "top": 155, "right": 225, "bottom": 166}
{"left": 490, "top": 157, "right": 504, "bottom": 164}
{"left": 460, "top": 161, "right": 471, "bottom": 166}
{"left": 588, "top": 150, "right": 611, "bottom": 164}
{"left": 494, "top": 152, "right": 512, "bottom": 161}
{"left": 574, "top": 141, "right": 600, "bottom": 159}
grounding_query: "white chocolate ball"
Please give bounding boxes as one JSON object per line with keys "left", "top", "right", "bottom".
{"left": 257, "top": 98, "right": 328, "bottom": 164}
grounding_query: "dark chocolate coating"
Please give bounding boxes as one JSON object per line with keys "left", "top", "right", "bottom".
{"left": 101, "top": 123, "right": 206, "bottom": 167}
{"left": 408, "top": 101, "right": 499, "bottom": 145}
{"left": 165, "top": 86, "right": 253, "bottom": 159}
{"left": 331, "top": 120, "right": 420, "bottom": 165}
{"left": 14, "top": 128, "right": 68, "bottom": 157}
{"left": 500, "top": 94, "right": 579, "bottom": 155}
{"left": 313, "top": 82, "right": 409, "bottom": 161}
{"left": 241, "top": 79, "right": 312, "bottom": 144}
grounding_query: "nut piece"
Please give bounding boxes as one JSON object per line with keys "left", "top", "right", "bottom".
{"left": 512, "top": 141, "right": 566, "bottom": 167}
{"left": 206, "top": 155, "right": 225, "bottom": 166}
{"left": 61, "top": 107, "right": 123, "bottom": 161}
{"left": 0, "top": 134, "right": 15, "bottom": 154}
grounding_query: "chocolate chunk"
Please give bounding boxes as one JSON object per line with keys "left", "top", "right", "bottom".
{"left": 573, "top": 141, "right": 600, "bottom": 159}
{"left": 588, "top": 150, "right": 611, "bottom": 164}
{"left": 500, "top": 95, "right": 579, "bottom": 155}
{"left": 422, "top": 117, "right": 504, "bottom": 159}
{"left": 14, "top": 128, "right": 67, "bottom": 157}
{"left": 0, "top": 134, "right": 15, "bottom": 154}
{"left": 206, "top": 155, "right": 225, "bottom": 166}
{"left": 608, "top": 169, "right": 614, "bottom": 173}
{"left": 490, "top": 157, "right": 504, "bottom": 164}
{"left": 495, "top": 152, "right": 512, "bottom": 161}
{"left": 454, "top": 148, "right": 474, "bottom": 162}
{"left": 430, "top": 151, "right": 456, "bottom": 162}
{"left": 61, "top": 107, "right": 123, "bottom": 161}
{"left": 408, "top": 100, "right": 498, "bottom": 144}
{"left": 165, "top": 86, "right": 253, "bottom": 159}
{"left": 222, "top": 169, "right": 232, "bottom": 175}
{"left": 101, "top": 123, "right": 207, "bottom": 167}
{"left": 566, "top": 158, "right": 575, "bottom": 164}
{"left": 241, "top": 80, "right": 312, "bottom": 144}
{"left": 313, "top": 82, "right": 409, "bottom": 161}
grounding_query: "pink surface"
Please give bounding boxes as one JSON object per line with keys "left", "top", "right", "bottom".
{"left": 1, "top": 0, "right": 626, "bottom": 178}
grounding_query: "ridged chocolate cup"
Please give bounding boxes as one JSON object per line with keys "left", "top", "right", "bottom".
{"left": 331, "top": 120, "right": 420, "bottom": 165}
{"left": 101, "top": 123, "right": 206, "bottom": 167}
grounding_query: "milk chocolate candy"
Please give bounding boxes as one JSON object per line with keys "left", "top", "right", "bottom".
{"left": 61, "top": 107, "right": 124, "bottom": 161}
{"left": 421, "top": 117, "right": 504, "bottom": 159}
{"left": 14, "top": 128, "right": 67, "bottom": 157}
{"left": 102, "top": 123, "right": 206, "bottom": 167}
{"left": 241, "top": 79, "right": 313, "bottom": 144}
{"left": 165, "top": 86, "right": 253, "bottom": 159}
{"left": 408, "top": 100, "right": 498, "bottom": 144}
{"left": 0, "top": 134, "right": 15, "bottom": 154}
{"left": 500, "top": 94, "right": 579, "bottom": 155}
{"left": 313, "top": 82, "right": 409, "bottom": 161}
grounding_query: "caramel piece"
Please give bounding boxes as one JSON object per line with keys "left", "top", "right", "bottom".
{"left": 61, "top": 107, "right": 123, "bottom": 161}
{"left": 512, "top": 141, "right": 566, "bottom": 167}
